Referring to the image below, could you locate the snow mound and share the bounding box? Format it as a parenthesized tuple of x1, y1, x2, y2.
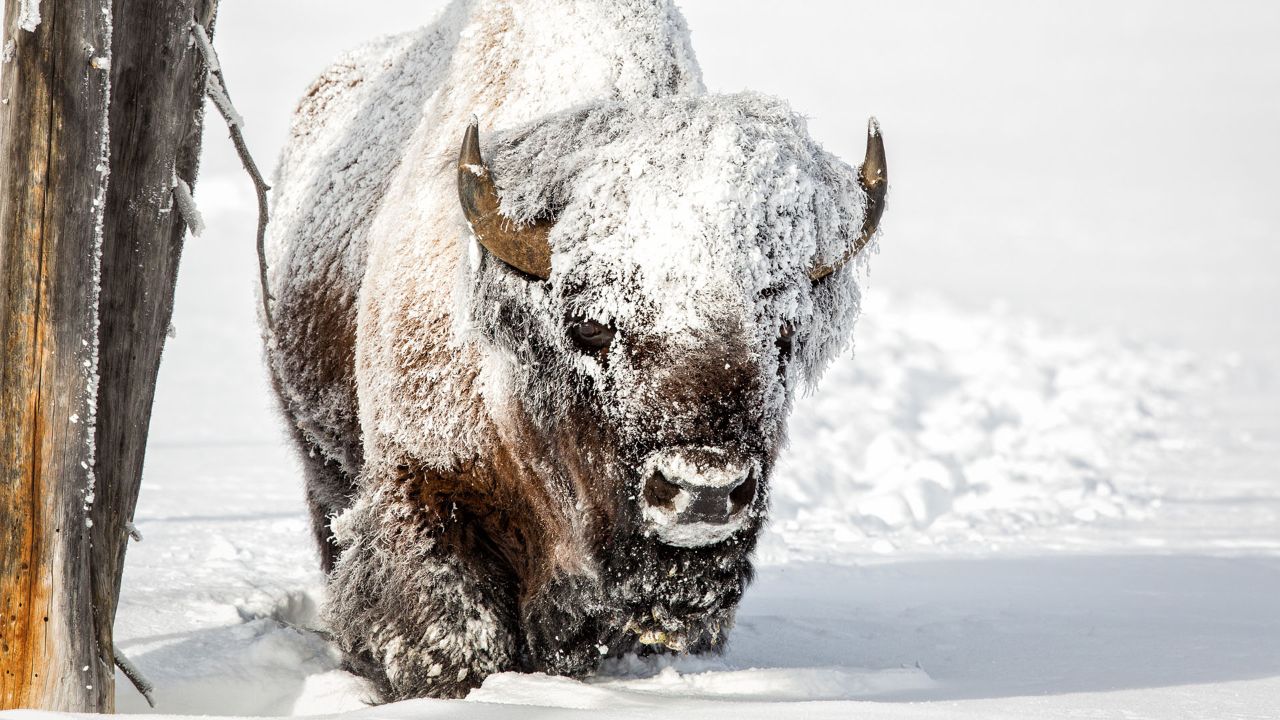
(471, 664, 933, 706)
(767, 292, 1211, 559)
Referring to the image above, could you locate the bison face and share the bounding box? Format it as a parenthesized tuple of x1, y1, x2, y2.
(464, 94, 877, 555)
(475, 260, 787, 552)
(558, 291, 781, 550)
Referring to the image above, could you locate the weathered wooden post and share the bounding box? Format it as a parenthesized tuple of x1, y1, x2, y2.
(0, 0, 116, 710)
(1, 0, 218, 711)
(88, 0, 218, 710)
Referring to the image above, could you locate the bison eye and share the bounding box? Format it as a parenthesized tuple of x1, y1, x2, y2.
(776, 322, 795, 362)
(569, 319, 616, 353)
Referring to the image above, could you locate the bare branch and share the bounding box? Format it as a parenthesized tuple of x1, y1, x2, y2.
(191, 21, 274, 333)
(113, 648, 155, 708)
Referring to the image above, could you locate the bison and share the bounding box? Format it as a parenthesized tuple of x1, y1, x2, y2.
(263, 0, 886, 701)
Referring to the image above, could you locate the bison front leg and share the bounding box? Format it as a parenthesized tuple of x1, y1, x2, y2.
(520, 570, 610, 677)
(324, 488, 519, 700)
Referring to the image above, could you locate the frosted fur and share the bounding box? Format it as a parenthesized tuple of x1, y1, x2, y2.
(327, 482, 518, 693)
(478, 96, 866, 399)
(264, 0, 874, 701)
(266, 0, 707, 477)
(354, 0, 707, 471)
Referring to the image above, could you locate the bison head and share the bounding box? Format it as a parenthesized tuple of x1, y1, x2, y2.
(459, 94, 883, 650)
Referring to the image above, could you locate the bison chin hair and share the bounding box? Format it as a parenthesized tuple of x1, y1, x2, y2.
(603, 506, 765, 658)
(517, 488, 766, 675)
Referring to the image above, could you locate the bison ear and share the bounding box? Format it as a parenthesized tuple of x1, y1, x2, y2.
(457, 121, 555, 279)
(810, 117, 887, 282)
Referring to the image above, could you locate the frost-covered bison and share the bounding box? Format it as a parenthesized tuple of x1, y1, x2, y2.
(264, 0, 885, 701)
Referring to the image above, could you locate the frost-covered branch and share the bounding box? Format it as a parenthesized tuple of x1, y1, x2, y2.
(189, 21, 219, 73)
(205, 73, 244, 129)
(172, 176, 204, 237)
(191, 20, 274, 332)
(113, 647, 156, 708)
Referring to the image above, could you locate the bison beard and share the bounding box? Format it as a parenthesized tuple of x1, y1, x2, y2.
(598, 521, 760, 656)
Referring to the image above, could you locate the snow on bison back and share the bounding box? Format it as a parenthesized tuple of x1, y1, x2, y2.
(263, 0, 886, 701)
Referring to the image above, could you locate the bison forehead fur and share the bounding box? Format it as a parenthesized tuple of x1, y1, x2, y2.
(263, 0, 873, 702)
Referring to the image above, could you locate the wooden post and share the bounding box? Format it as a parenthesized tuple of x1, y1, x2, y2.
(0, 0, 218, 711)
(0, 0, 116, 710)
(88, 0, 218, 709)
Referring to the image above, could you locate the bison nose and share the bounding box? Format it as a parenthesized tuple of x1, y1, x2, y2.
(643, 469, 756, 524)
(639, 451, 759, 547)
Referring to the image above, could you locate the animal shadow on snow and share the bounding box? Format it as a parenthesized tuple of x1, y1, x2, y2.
(696, 554, 1280, 700)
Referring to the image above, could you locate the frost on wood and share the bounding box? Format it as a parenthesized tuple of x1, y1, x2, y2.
(192, 19, 273, 329)
(205, 74, 243, 129)
(80, 0, 114, 523)
(0, 0, 113, 706)
(113, 648, 155, 708)
(18, 0, 42, 32)
(172, 176, 204, 237)
(192, 22, 242, 129)
(190, 22, 219, 73)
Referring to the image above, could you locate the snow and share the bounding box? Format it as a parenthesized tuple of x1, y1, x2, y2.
(17, 0, 40, 32)
(171, 177, 204, 237)
(191, 22, 246, 131)
(189, 23, 219, 74)
(773, 296, 1214, 551)
(4, 0, 1278, 718)
(204, 75, 243, 129)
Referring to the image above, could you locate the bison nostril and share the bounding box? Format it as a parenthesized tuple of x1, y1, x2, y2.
(643, 471, 682, 510)
(728, 470, 757, 514)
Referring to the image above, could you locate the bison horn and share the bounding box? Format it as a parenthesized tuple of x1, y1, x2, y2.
(810, 117, 888, 282)
(457, 121, 554, 279)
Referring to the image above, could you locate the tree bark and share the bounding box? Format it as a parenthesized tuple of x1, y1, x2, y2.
(0, 0, 116, 711)
(1, 0, 218, 711)
(88, 0, 218, 709)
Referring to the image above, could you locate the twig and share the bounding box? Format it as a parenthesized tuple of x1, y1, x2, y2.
(172, 176, 204, 237)
(189, 21, 219, 73)
(113, 647, 156, 708)
(191, 20, 274, 332)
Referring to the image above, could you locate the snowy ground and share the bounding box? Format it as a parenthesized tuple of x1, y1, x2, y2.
(6, 1, 1280, 718)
